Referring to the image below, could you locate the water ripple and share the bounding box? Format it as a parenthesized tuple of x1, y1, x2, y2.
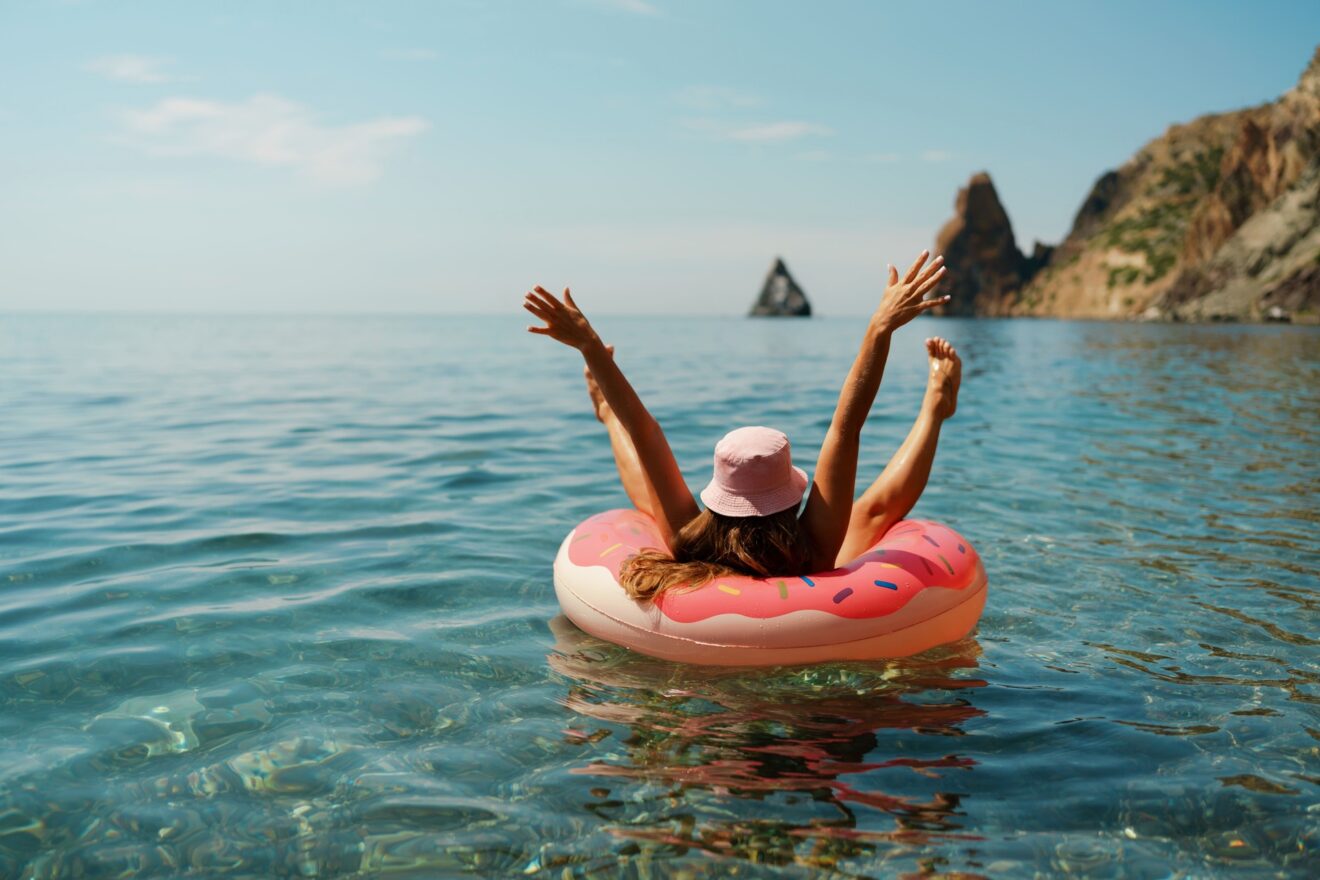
(0, 315, 1316, 878)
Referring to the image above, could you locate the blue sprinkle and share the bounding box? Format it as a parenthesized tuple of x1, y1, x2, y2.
(958, 544, 966, 554)
(832, 587, 853, 604)
(800, 576, 815, 587)
(922, 535, 940, 547)
(874, 580, 898, 590)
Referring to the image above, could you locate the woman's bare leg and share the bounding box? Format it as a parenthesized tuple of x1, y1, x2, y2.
(835, 337, 961, 565)
(584, 352, 662, 519)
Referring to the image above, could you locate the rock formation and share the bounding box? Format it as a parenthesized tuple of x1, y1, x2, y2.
(933, 45, 1320, 322)
(749, 257, 812, 316)
(1154, 158, 1320, 321)
(933, 172, 1051, 316)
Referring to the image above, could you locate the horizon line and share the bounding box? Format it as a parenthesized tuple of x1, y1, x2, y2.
(0, 308, 879, 319)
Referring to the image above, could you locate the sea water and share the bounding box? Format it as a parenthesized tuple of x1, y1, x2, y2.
(1, 314, 1316, 878)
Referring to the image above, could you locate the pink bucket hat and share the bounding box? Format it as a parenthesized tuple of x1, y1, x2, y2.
(699, 426, 809, 517)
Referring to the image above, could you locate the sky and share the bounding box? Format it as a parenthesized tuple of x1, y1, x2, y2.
(2, 0, 1317, 316)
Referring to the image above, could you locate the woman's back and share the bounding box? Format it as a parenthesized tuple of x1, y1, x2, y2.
(620, 504, 812, 601)
(523, 249, 955, 601)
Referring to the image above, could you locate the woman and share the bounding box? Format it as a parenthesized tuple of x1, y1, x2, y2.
(523, 249, 960, 600)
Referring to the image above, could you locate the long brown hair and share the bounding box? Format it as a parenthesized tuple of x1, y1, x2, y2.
(618, 507, 811, 602)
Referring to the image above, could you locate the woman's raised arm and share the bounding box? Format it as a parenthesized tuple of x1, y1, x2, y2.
(799, 251, 949, 570)
(524, 286, 699, 547)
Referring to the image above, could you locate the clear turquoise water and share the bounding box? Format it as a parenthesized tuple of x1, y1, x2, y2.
(1, 314, 1316, 879)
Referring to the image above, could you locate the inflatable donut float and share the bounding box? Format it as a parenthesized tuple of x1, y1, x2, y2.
(553, 509, 988, 666)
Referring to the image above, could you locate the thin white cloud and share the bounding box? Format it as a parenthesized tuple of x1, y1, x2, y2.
(383, 47, 439, 62)
(576, 0, 660, 14)
(920, 149, 954, 162)
(674, 85, 764, 111)
(682, 118, 834, 143)
(114, 94, 427, 186)
(795, 150, 834, 162)
(723, 121, 834, 143)
(87, 54, 177, 84)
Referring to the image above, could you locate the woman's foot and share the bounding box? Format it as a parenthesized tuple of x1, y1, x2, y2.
(923, 337, 961, 419)
(584, 345, 615, 423)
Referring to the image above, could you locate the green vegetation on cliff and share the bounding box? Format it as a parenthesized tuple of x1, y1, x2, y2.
(1102, 200, 1191, 284)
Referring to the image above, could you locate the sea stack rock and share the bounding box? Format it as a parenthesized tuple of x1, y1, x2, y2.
(749, 257, 812, 316)
(933, 172, 1042, 316)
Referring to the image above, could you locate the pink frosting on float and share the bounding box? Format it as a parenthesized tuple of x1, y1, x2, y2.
(564, 508, 982, 624)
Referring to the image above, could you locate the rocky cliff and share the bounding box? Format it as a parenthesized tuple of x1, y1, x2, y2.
(749, 257, 812, 316)
(933, 173, 1052, 316)
(935, 46, 1320, 322)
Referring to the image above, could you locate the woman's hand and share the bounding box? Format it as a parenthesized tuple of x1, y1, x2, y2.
(871, 250, 950, 334)
(524, 286, 603, 352)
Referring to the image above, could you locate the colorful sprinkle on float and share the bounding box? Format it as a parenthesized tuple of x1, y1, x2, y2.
(552, 509, 988, 666)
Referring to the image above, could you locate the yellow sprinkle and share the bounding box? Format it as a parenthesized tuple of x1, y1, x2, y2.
(877, 562, 902, 569)
(717, 584, 741, 596)
(599, 543, 622, 558)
